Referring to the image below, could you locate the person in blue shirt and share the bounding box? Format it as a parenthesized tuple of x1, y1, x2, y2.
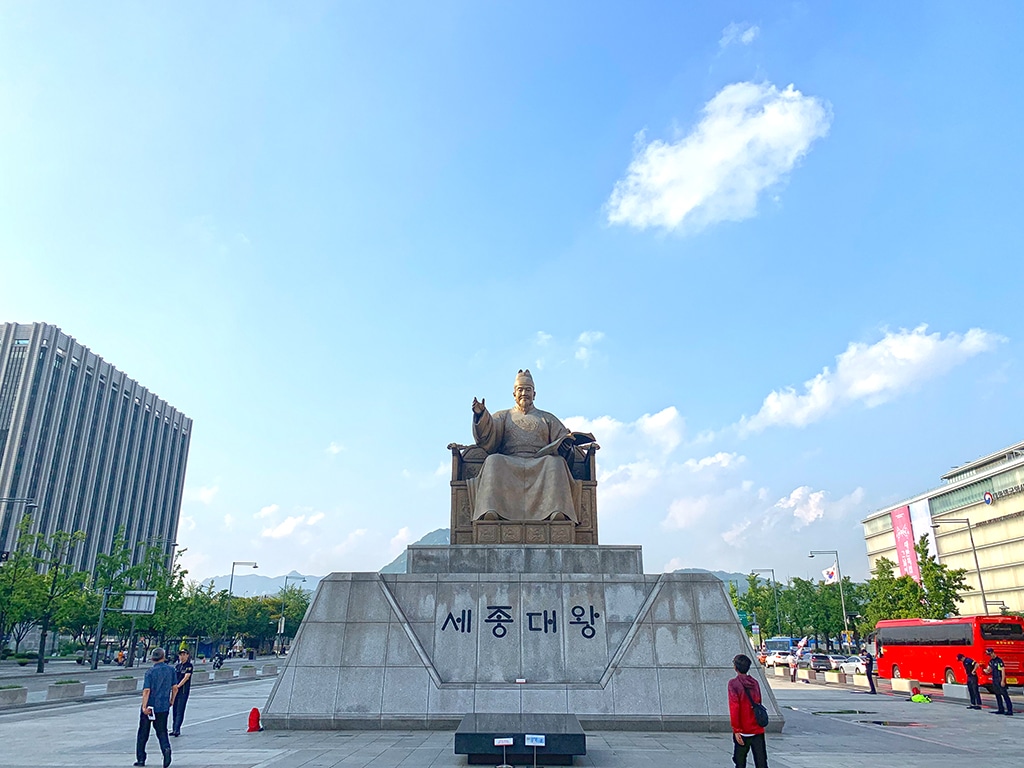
(135, 648, 177, 767)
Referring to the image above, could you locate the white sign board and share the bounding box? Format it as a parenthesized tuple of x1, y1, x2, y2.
(525, 734, 546, 747)
(121, 590, 157, 615)
(493, 737, 514, 747)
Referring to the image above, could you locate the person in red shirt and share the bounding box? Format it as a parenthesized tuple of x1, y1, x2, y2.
(728, 653, 768, 768)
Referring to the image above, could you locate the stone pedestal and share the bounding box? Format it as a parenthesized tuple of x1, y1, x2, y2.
(0, 687, 28, 707)
(263, 545, 783, 732)
(46, 682, 86, 701)
(106, 677, 139, 693)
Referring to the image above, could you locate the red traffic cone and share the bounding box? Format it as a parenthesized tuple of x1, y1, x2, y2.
(247, 707, 263, 732)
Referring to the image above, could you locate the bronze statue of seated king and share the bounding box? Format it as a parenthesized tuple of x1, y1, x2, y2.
(448, 369, 599, 545)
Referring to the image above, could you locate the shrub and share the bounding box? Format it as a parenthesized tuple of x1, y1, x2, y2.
(113, 675, 135, 680)
(0, 685, 26, 690)
(53, 679, 81, 685)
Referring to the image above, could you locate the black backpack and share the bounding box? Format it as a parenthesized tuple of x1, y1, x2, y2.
(745, 685, 770, 727)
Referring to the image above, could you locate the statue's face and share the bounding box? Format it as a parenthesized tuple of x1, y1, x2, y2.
(513, 384, 535, 409)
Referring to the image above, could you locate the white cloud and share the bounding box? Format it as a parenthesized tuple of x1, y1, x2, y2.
(740, 325, 1004, 433)
(606, 81, 831, 233)
(773, 485, 827, 526)
(335, 528, 369, 555)
(184, 485, 219, 505)
(222, 513, 234, 530)
(575, 330, 605, 366)
(306, 512, 325, 526)
(179, 515, 197, 532)
(535, 331, 553, 346)
(390, 526, 414, 556)
(636, 407, 683, 453)
(326, 442, 345, 455)
(721, 519, 752, 546)
(683, 451, 744, 472)
(662, 557, 686, 573)
(255, 503, 279, 519)
(720, 22, 760, 48)
(262, 515, 306, 539)
(663, 496, 713, 529)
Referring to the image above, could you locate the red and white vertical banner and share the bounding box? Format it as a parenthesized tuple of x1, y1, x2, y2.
(890, 505, 921, 582)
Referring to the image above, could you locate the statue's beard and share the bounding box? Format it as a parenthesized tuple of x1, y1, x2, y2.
(515, 395, 533, 411)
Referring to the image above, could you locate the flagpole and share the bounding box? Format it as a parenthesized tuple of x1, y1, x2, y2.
(810, 550, 850, 652)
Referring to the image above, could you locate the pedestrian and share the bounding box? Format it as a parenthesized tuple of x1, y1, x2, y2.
(135, 647, 177, 768)
(860, 649, 876, 694)
(728, 653, 769, 768)
(788, 652, 797, 683)
(957, 653, 982, 709)
(984, 648, 1014, 716)
(171, 649, 194, 737)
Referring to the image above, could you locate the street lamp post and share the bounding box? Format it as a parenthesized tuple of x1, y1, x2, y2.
(809, 550, 849, 651)
(752, 568, 783, 637)
(226, 560, 257, 658)
(283, 575, 306, 590)
(932, 518, 988, 613)
(228, 561, 258, 596)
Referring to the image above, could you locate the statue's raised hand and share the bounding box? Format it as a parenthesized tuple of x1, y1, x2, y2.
(472, 397, 486, 415)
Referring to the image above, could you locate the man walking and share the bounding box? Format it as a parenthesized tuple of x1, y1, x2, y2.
(171, 649, 194, 737)
(728, 654, 769, 768)
(985, 648, 1014, 716)
(860, 650, 876, 694)
(135, 647, 177, 767)
(957, 653, 982, 709)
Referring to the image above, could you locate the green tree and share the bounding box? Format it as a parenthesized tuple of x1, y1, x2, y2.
(56, 586, 102, 648)
(31, 529, 88, 672)
(916, 535, 971, 618)
(0, 515, 39, 648)
(730, 573, 778, 642)
(860, 556, 926, 634)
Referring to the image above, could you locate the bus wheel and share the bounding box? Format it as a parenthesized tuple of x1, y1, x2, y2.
(944, 668, 957, 685)
(892, 665, 901, 678)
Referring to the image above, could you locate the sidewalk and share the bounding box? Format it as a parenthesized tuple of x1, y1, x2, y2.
(0, 674, 1020, 767)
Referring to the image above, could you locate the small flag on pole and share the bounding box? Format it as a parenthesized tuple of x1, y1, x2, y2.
(822, 561, 839, 585)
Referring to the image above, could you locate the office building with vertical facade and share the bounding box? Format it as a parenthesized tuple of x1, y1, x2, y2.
(862, 439, 1024, 615)
(0, 323, 191, 572)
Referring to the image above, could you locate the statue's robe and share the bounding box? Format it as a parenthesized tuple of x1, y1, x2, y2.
(468, 406, 578, 522)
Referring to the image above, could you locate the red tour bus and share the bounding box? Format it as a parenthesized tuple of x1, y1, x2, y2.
(875, 615, 1024, 687)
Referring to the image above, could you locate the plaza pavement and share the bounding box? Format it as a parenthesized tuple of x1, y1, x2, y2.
(0, 673, 1021, 767)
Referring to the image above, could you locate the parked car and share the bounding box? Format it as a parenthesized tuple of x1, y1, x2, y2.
(798, 653, 833, 672)
(827, 655, 848, 670)
(765, 651, 793, 668)
(838, 656, 867, 675)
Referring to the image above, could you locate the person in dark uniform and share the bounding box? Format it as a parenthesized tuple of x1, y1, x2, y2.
(860, 650, 876, 694)
(985, 648, 1014, 715)
(957, 653, 982, 709)
(170, 649, 194, 736)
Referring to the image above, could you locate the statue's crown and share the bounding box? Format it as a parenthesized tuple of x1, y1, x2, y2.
(514, 369, 535, 387)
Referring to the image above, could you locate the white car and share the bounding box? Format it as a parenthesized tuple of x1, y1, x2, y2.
(838, 656, 866, 675)
(765, 651, 794, 668)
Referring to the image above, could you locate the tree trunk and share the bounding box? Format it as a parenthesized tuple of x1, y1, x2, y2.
(36, 614, 50, 674)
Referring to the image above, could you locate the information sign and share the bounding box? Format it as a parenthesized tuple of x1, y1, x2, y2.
(494, 737, 514, 747)
(525, 734, 546, 747)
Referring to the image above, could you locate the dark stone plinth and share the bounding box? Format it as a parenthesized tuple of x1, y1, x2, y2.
(407, 545, 643, 575)
(455, 713, 586, 765)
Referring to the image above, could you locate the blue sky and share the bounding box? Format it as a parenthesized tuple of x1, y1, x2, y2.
(2, 2, 1022, 582)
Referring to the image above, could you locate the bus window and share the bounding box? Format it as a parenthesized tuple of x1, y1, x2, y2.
(980, 622, 1024, 640)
